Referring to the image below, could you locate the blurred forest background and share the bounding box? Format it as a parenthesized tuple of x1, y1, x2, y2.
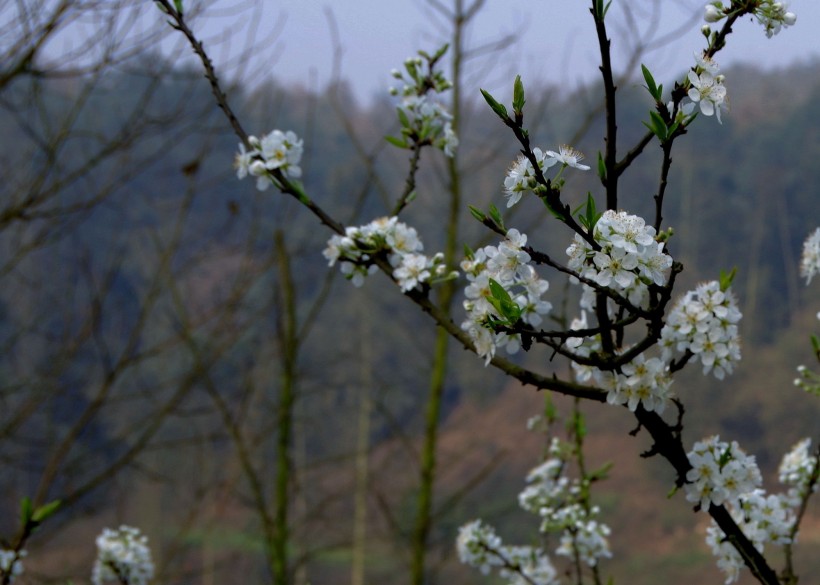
(1, 2, 819, 585)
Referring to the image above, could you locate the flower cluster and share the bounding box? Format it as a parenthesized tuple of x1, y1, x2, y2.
(461, 229, 552, 364)
(703, 1, 796, 37)
(390, 55, 458, 157)
(517, 438, 612, 567)
(660, 281, 741, 379)
(706, 490, 795, 584)
(601, 353, 675, 414)
(92, 525, 154, 585)
(563, 210, 677, 413)
(234, 130, 303, 190)
(684, 436, 762, 510)
(569, 331, 675, 412)
(699, 437, 818, 583)
(323, 216, 451, 291)
(503, 145, 589, 208)
(800, 227, 820, 284)
(778, 438, 818, 498)
(456, 520, 559, 585)
(698, 437, 815, 584)
(568, 210, 672, 312)
(0, 549, 25, 583)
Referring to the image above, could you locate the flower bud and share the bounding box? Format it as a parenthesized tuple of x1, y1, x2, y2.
(701, 25, 711, 37)
(704, 5, 723, 22)
(249, 160, 266, 176)
(783, 11, 796, 25)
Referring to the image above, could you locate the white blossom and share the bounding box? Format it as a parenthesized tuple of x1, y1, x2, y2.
(92, 526, 154, 585)
(800, 227, 820, 284)
(461, 228, 551, 364)
(234, 130, 303, 190)
(391, 57, 458, 158)
(755, 1, 797, 37)
(660, 281, 742, 379)
(456, 520, 505, 575)
(323, 217, 450, 292)
(545, 144, 590, 170)
(503, 148, 556, 208)
(704, 4, 725, 23)
(687, 69, 728, 123)
(684, 436, 762, 510)
(779, 438, 817, 495)
(0, 549, 25, 583)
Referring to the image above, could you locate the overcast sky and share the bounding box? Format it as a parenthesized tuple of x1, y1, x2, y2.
(185, 1, 820, 105)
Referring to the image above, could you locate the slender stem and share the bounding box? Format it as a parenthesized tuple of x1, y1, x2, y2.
(591, 0, 618, 211)
(273, 230, 298, 585)
(653, 142, 674, 231)
(392, 145, 423, 216)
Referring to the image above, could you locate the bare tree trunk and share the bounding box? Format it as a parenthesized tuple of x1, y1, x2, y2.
(351, 301, 373, 585)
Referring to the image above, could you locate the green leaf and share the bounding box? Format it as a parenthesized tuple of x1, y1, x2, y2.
(488, 204, 504, 229)
(668, 119, 681, 137)
(581, 192, 601, 232)
(719, 267, 737, 291)
(32, 500, 61, 524)
(384, 135, 408, 149)
(597, 151, 606, 181)
(513, 75, 525, 114)
(480, 89, 509, 120)
(463, 243, 475, 259)
(468, 205, 486, 223)
(641, 64, 659, 100)
(405, 60, 419, 82)
(572, 199, 587, 218)
(433, 43, 449, 60)
(488, 278, 521, 322)
(20, 497, 33, 524)
(595, 0, 613, 19)
(811, 334, 820, 362)
(643, 111, 668, 142)
(396, 106, 410, 129)
(173, 0, 183, 15)
(588, 461, 613, 482)
(650, 110, 668, 140)
(540, 196, 564, 221)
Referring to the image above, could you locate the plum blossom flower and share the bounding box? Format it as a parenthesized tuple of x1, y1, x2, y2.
(546, 144, 590, 170)
(503, 148, 556, 207)
(688, 70, 728, 123)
